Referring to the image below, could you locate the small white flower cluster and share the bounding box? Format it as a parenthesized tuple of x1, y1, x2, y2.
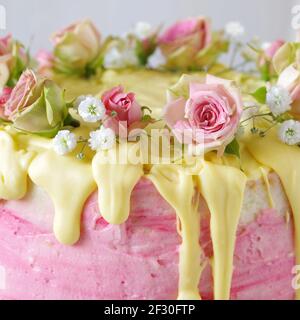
(225, 21, 245, 39)
(133, 21, 153, 40)
(89, 126, 116, 151)
(266, 85, 292, 116)
(53, 126, 116, 156)
(278, 120, 300, 146)
(52, 130, 77, 156)
(103, 46, 139, 69)
(76, 96, 106, 123)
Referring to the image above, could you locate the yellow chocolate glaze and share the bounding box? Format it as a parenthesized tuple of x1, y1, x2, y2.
(28, 150, 97, 245)
(148, 164, 202, 300)
(260, 167, 275, 208)
(245, 128, 300, 300)
(92, 143, 144, 224)
(198, 162, 247, 300)
(0, 130, 34, 200)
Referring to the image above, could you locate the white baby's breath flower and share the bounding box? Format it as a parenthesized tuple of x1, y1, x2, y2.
(53, 130, 77, 156)
(78, 96, 106, 123)
(133, 22, 153, 40)
(225, 21, 245, 39)
(74, 95, 93, 109)
(103, 46, 139, 69)
(266, 85, 292, 116)
(278, 120, 300, 145)
(103, 47, 125, 69)
(148, 48, 166, 69)
(89, 126, 116, 151)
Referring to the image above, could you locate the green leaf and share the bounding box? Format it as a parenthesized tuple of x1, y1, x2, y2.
(225, 138, 240, 158)
(251, 87, 267, 104)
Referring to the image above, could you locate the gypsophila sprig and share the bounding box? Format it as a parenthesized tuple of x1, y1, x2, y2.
(133, 22, 153, 40)
(266, 85, 292, 116)
(78, 96, 106, 123)
(225, 21, 245, 39)
(53, 130, 77, 156)
(74, 95, 93, 109)
(278, 120, 300, 145)
(103, 47, 139, 69)
(89, 126, 116, 151)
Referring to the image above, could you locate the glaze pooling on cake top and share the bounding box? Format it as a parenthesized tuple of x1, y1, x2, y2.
(1, 18, 300, 300)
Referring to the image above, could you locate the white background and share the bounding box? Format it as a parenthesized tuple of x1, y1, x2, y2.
(0, 0, 298, 53)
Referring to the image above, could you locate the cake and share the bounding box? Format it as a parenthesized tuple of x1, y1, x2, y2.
(0, 18, 300, 300)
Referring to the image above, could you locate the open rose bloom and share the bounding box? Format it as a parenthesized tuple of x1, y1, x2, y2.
(3, 69, 70, 137)
(101, 86, 143, 138)
(52, 20, 101, 75)
(158, 17, 228, 69)
(163, 74, 242, 155)
(273, 42, 300, 119)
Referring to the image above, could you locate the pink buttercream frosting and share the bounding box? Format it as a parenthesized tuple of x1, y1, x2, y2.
(0, 178, 295, 300)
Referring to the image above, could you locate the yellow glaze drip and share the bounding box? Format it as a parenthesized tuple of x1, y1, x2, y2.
(148, 164, 202, 300)
(245, 128, 300, 300)
(260, 167, 275, 208)
(198, 162, 247, 300)
(0, 130, 34, 200)
(92, 143, 143, 224)
(28, 150, 96, 245)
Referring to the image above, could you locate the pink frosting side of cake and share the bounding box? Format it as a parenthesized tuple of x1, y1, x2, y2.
(0, 178, 296, 300)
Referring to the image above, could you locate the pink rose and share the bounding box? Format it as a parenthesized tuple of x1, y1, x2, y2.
(163, 75, 242, 155)
(264, 40, 285, 59)
(258, 40, 285, 79)
(0, 34, 28, 89)
(102, 86, 143, 137)
(0, 35, 12, 55)
(4, 69, 37, 119)
(0, 87, 13, 120)
(2, 69, 72, 136)
(0, 35, 13, 88)
(36, 49, 55, 76)
(278, 64, 300, 119)
(158, 17, 211, 68)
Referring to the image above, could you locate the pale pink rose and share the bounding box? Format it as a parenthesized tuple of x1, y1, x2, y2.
(277, 64, 300, 118)
(51, 20, 101, 71)
(0, 35, 13, 88)
(102, 86, 143, 138)
(0, 87, 13, 120)
(163, 75, 242, 155)
(4, 69, 37, 119)
(36, 50, 54, 76)
(258, 40, 285, 78)
(0, 35, 12, 55)
(158, 17, 211, 56)
(264, 40, 285, 59)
